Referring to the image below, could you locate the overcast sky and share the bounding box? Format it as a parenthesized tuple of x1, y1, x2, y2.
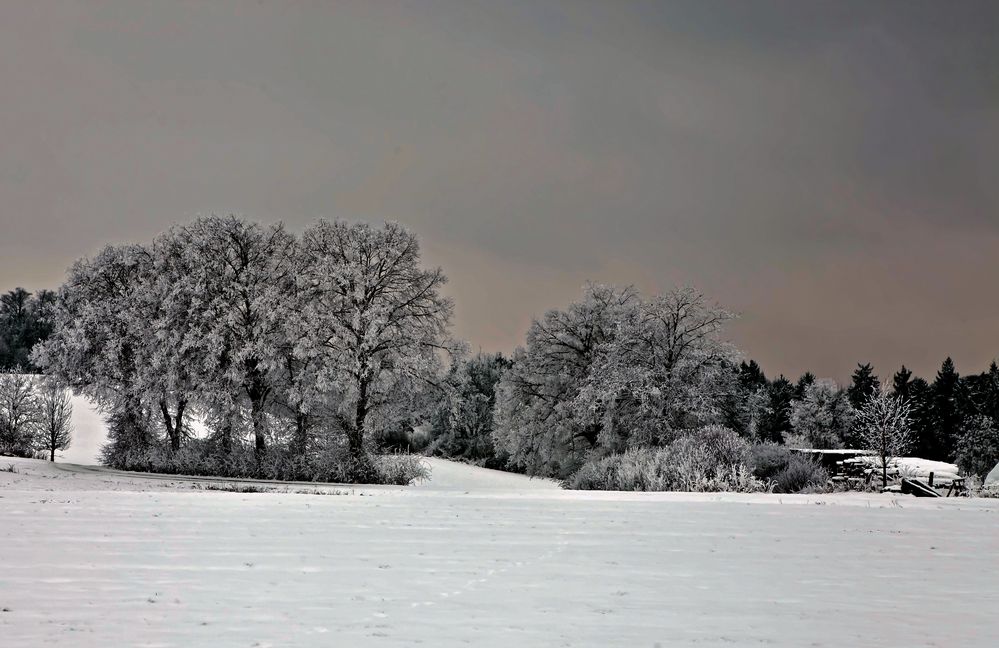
(2, 0, 997, 382)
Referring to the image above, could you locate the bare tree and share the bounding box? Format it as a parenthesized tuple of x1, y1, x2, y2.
(0, 370, 40, 457)
(38, 382, 73, 461)
(857, 383, 912, 488)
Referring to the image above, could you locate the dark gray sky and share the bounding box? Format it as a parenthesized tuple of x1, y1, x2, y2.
(2, 0, 997, 382)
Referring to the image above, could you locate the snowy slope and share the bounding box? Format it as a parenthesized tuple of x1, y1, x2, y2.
(415, 457, 559, 490)
(2, 456, 999, 647)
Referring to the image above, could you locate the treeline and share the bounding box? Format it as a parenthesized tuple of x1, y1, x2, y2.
(416, 284, 999, 488)
(30, 216, 454, 484)
(0, 288, 54, 371)
(7, 216, 999, 489)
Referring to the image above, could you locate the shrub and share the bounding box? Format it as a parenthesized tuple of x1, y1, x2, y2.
(566, 454, 625, 490)
(98, 436, 428, 486)
(773, 456, 829, 493)
(748, 444, 795, 481)
(748, 443, 828, 493)
(566, 426, 769, 493)
(376, 454, 430, 485)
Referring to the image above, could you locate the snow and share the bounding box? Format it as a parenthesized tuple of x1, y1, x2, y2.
(2, 456, 999, 647)
(844, 456, 963, 485)
(987, 462, 999, 486)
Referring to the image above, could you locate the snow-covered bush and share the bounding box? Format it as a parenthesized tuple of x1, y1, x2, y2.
(376, 454, 430, 485)
(772, 456, 829, 493)
(748, 444, 829, 493)
(98, 435, 428, 485)
(565, 427, 769, 493)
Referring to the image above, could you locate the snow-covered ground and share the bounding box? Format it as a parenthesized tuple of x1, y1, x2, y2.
(2, 456, 998, 647)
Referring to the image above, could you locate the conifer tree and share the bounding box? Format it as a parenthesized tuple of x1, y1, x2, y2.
(926, 358, 963, 461)
(892, 366, 914, 401)
(793, 372, 816, 399)
(847, 363, 879, 410)
(758, 376, 793, 444)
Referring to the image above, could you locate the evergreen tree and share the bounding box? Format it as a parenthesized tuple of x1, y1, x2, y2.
(0, 288, 55, 371)
(955, 415, 999, 480)
(847, 363, 879, 410)
(793, 372, 815, 399)
(892, 366, 914, 401)
(964, 361, 999, 423)
(757, 376, 793, 444)
(924, 358, 964, 461)
(983, 362, 999, 422)
(789, 379, 856, 449)
(739, 360, 767, 391)
(843, 363, 880, 448)
(904, 376, 933, 458)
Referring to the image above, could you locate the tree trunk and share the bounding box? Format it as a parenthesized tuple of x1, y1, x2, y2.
(881, 458, 888, 489)
(175, 399, 186, 451)
(159, 400, 179, 451)
(245, 361, 268, 459)
(220, 417, 232, 455)
(251, 398, 266, 459)
(50, 445, 55, 462)
(294, 412, 309, 456)
(351, 376, 369, 459)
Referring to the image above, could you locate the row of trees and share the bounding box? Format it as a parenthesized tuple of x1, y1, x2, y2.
(0, 288, 55, 371)
(0, 371, 73, 461)
(421, 284, 999, 486)
(6, 216, 998, 488)
(743, 359, 999, 476)
(32, 216, 455, 481)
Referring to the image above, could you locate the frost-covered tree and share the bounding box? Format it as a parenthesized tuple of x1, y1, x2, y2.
(793, 372, 816, 399)
(296, 220, 455, 464)
(493, 284, 638, 477)
(955, 415, 999, 481)
(856, 385, 911, 488)
(752, 376, 794, 444)
(789, 379, 856, 449)
(33, 245, 156, 460)
(170, 216, 297, 457)
(494, 284, 739, 479)
(0, 289, 56, 371)
(38, 381, 73, 461)
(578, 286, 738, 451)
(428, 352, 510, 466)
(0, 370, 40, 457)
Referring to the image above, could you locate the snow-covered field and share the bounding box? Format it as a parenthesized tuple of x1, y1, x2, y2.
(2, 456, 998, 647)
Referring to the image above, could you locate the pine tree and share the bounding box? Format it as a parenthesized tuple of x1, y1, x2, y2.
(793, 372, 816, 399)
(983, 362, 999, 422)
(892, 366, 914, 401)
(955, 415, 999, 480)
(739, 361, 767, 391)
(925, 358, 963, 461)
(757, 376, 793, 444)
(847, 363, 879, 410)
